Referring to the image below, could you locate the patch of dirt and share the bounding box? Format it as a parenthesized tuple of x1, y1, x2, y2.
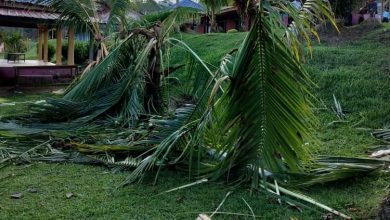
(317, 19, 387, 44)
(373, 28, 390, 44)
(376, 195, 390, 220)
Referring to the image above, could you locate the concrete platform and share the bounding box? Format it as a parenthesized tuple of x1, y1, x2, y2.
(0, 59, 55, 67)
(0, 59, 76, 86)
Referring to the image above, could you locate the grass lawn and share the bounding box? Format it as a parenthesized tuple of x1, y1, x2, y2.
(1, 24, 389, 219)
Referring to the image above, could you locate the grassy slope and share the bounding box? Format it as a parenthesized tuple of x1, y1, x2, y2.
(1, 26, 389, 219)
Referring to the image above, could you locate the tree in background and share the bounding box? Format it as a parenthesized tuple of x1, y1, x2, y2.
(329, 0, 361, 25)
(49, 0, 133, 64)
(2, 32, 27, 53)
(202, 0, 228, 32)
(232, 0, 256, 30)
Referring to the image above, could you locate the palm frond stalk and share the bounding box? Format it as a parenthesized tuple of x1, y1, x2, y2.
(10, 8, 202, 128)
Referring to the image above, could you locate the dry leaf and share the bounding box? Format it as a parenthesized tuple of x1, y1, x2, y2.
(196, 214, 211, 220)
(27, 188, 38, 193)
(66, 192, 74, 199)
(10, 192, 23, 199)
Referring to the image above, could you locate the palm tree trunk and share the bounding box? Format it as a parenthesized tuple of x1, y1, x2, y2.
(88, 33, 95, 62)
(145, 45, 163, 114)
(210, 12, 218, 32)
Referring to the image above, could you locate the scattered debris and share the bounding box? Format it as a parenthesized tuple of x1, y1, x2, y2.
(34, 100, 46, 105)
(52, 89, 65, 95)
(323, 213, 333, 220)
(196, 214, 211, 220)
(10, 192, 23, 199)
(333, 94, 345, 119)
(242, 197, 256, 219)
(370, 149, 390, 158)
(327, 95, 349, 127)
(27, 188, 38, 193)
(376, 195, 390, 220)
(210, 191, 232, 218)
(66, 192, 74, 199)
(372, 130, 390, 144)
(0, 102, 16, 107)
(370, 129, 390, 159)
(347, 207, 359, 213)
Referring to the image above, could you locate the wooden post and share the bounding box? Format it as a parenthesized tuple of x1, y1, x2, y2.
(43, 26, 49, 62)
(38, 27, 43, 60)
(67, 26, 75, 65)
(56, 27, 62, 65)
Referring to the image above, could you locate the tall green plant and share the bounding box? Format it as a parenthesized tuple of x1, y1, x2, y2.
(121, 0, 384, 189)
(2, 32, 27, 53)
(46, 0, 135, 66)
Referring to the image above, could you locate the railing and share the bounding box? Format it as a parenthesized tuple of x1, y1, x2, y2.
(13, 65, 78, 88)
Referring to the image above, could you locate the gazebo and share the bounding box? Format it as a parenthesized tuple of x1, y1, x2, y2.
(0, 0, 75, 65)
(0, 0, 82, 86)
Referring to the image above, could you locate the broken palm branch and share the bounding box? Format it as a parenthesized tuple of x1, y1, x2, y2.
(372, 129, 390, 144)
(0, 1, 388, 218)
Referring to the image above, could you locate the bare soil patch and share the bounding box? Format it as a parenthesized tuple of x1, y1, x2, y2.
(318, 19, 388, 44)
(377, 195, 390, 220)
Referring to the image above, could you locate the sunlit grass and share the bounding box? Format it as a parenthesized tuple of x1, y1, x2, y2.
(0, 97, 10, 103)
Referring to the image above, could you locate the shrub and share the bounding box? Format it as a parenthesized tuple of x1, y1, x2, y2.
(36, 43, 56, 61)
(227, 29, 238, 34)
(3, 32, 27, 53)
(48, 43, 56, 61)
(62, 41, 89, 64)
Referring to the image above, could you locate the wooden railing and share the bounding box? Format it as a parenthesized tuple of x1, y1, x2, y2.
(14, 65, 78, 88)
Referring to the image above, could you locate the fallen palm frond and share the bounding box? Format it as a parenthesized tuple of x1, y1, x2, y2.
(261, 181, 352, 219)
(2, 0, 386, 187)
(370, 129, 390, 158)
(333, 94, 345, 119)
(372, 129, 390, 144)
(0, 0, 388, 218)
(0, 141, 86, 167)
(88, 154, 142, 169)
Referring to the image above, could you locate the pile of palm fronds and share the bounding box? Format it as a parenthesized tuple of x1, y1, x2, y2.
(1, 0, 389, 218)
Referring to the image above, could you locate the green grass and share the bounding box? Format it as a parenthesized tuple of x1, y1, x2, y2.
(1, 26, 389, 219)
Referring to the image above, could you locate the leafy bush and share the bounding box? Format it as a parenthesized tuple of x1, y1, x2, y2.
(48, 43, 56, 61)
(36, 42, 56, 61)
(227, 29, 238, 33)
(3, 32, 27, 53)
(62, 41, 89, 64)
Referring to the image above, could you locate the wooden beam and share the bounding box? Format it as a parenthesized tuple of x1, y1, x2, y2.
(56, 27, 62, 65)
(37, 27, 43, 60)
(67, 26, 75, 65)
(43, 26, 49, 62)
(0, 16, 56, 29)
